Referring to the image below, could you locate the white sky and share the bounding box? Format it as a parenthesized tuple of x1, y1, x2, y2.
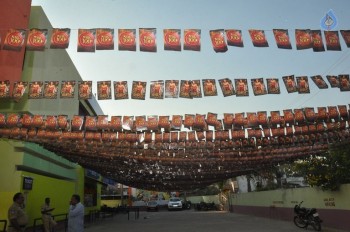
(31, 0, 350, 118)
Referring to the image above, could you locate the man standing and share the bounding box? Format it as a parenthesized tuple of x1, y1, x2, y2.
(41, 197, 56, 232)
(68, 194, 84, 232)
(8, 192, 28, 232)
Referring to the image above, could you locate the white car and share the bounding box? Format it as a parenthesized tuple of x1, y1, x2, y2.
(168, 198, 183, 210)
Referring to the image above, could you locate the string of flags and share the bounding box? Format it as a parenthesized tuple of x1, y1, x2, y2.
(0, 104, 349, 139)
(0, 74, 349, 101)
(2, 104, 349, 191)
(1, 28, 350, 53)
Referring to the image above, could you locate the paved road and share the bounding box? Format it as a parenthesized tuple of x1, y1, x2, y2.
(81, 210, 345, 232)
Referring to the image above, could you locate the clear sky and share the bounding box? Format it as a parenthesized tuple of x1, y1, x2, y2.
(31, 0, 350, 119)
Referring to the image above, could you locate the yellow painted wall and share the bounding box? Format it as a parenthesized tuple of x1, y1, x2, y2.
(0, 167, 99, 227)
(0, 140, 95, 226)
(21, 172, 76, 226)
(101, 199, 121, 208)
(75, 168, 103, 213)
(0, 171, 76, 225)
(83, 176, 103, 212)
(0, 141, 103, 224)
(76, 167, 85, 200)
(96, 184, 102, 209)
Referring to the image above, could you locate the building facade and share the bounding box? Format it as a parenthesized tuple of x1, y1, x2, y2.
(0, 2, 105, 228)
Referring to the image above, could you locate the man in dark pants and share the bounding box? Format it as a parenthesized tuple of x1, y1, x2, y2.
(8, 192, 28, 232)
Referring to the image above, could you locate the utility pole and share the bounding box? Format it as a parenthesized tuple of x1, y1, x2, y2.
(120, 184, 123, 206)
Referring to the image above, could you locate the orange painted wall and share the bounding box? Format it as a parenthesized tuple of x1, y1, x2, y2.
(0, 0, 32, 83)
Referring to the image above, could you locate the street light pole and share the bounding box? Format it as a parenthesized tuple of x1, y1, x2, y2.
(120, 184, 123, 206)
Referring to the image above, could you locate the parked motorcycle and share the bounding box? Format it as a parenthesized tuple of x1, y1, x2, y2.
(182, 200, 192, 210)
(293, 201, 322, 231)
(196, 201, 216, 211)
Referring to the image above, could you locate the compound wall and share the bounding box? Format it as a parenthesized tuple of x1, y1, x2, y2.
(230, 184, 350, 231)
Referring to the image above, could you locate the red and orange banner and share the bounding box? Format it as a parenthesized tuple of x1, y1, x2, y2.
(60, 81, 75, 98)
(324, 31, 341, 51)
(249, 29, 269, 47)
(163, 29, 181, 51)
(50, 28, 70, 49)
(209, 29, 228, 53)
(340, 30, 350, 47)
(26, 28, 47, 51)
(139, 28, 157, 52)
(282, 75, 297, 93)
(310, 75, 328, 89)
(77, 29, 96, 52)
(295, 29, 312, 50)
(12, 81, 27, 100)
(273, 29, 292, 49)
(225, 29, 244, 47)
(118, 29, 136, 51)
(1, 74, 350, 102)
(235, 79, 249, 96)
(114, 81, 128, 100)
(78, 81, 92, 100)
(131, 81, 147, 100)
(96, 28, 114, 50)
(97, 81, 112, 100)
(164, 80, 179, 98)
(3, 29, 26, 51)
(311, 30, 325, 52)
(251, 78, 267, 96)
(28, 81, 43, 99)
(150, 81, 164, 99)
(2, 27, 350, 53)
(184, 29, 201, 51)
(0, 80, 10, 98)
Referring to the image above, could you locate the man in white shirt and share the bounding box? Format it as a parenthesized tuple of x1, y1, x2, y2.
(68, 194, 84, 232)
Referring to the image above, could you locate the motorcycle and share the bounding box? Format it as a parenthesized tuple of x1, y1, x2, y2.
(196, 201, 216, 211)
(182, 200, 192, 210)
(293, 201, 322, 231)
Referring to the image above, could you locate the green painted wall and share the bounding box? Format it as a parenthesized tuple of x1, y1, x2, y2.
(21, 142, 77, 180)
(0, 140, 23, 191)
(23, 6, 103, 118)
(0, 140, 25, 219)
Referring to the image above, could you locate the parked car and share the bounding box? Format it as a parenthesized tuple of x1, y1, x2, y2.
(168, 197, 183, 210)
(147, 200, 159, 211)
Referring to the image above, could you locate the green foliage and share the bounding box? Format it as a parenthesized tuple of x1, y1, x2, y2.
(293, 142, 350, 191)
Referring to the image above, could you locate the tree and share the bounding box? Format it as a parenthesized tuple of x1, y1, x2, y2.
(252, 168, 280, 191)
(293, 142, 350, 191)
